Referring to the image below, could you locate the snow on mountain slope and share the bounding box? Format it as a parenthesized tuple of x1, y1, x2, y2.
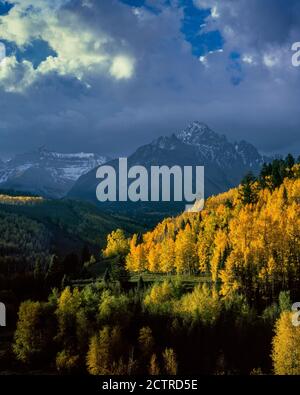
(0, 148, 109, 197)
(175, 121, 265, 169)
(68, 121, 270, 214)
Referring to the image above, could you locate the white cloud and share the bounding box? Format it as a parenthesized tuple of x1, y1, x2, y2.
(211, 6, 220, 19)
(242, 55, 254, 64)
(109, 55, 135, 80)
(0, 0, 136, 91)
(0, 42, 6, 63)
(263, 53, 279, 68)
(199, 55, 208, 65)
(0, 56, 35, 92)
(0, 0, 300, 158)
(193, 0, 216, 8)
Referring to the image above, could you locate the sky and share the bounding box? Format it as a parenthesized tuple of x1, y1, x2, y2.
(0, 0, 300, 159)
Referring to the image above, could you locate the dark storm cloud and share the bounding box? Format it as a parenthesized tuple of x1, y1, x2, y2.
(0, 0, 299, 159)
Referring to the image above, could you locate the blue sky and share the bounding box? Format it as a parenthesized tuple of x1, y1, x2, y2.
(1, 0, 223, 72)
(0, 1, 12, 14)
(0, 0, 299, 158)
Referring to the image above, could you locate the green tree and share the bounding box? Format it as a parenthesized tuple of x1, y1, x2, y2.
(279, 291, 291, 313)
(239, 172, 257, 205)
(13, 301, 55, 364)
(285, 154, 295, 169)
(110, 256, 130, 284)
(55, 287, 81, 349)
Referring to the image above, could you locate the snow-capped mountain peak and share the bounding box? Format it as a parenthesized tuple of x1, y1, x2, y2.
(176, 121, 221, 146)
(68, 121, 270, 211)
(0, 148, 109, 197)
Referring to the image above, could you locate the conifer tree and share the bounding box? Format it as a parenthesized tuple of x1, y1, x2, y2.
(239, 172, 257, 205)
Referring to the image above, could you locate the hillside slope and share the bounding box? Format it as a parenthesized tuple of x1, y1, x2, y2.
(0, 194, 144, 259)
(125, 160, 300, 300)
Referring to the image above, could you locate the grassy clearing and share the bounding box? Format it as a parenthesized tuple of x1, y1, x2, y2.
(129, 272, 211, 284)
(70, 269, 211, 289)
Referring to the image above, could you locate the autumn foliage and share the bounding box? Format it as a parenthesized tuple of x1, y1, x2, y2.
(126, 164, 300, 301)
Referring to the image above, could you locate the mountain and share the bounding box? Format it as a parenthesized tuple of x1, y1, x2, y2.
(0, 148, 109, 198)
(68, 121, 269, 219)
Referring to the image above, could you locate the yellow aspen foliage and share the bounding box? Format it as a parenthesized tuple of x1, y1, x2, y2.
(198, 234, 212, 274)
(13, 301, 53, 364)
(138, 326, 154, 356)
(149, 353, 160, 375)
(210, 229, 228, 282)
(147, 245, 161, 272)
(197, 215, 217, 273)
(103, 229, 129, 258)
(219, 252, 240, 297)
(144, 281, 174, 306)
(58, 287, 73, 309)
(86, 326, 122, 375)
(272, 311, 300, 375)
(292, 164, 300, 179)
(160, 238, 175, 273)
(162, 348, 177, 375)
(58, 287, 81, 312)
(175, 224, 197, 274)
(56, 350, 80, 373)
(135, 244, 147, 272)
(125, 169, 300, 298)
(175, 284, 220, 324)
(126, 243, 147, 272)
(87, 330, 110, 375)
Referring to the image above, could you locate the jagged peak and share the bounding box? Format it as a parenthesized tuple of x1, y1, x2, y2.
(176, 121, 223, 145)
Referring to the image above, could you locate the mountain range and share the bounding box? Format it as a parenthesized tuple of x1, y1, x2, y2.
(0, 148, 108, 198)
(68, 121, 269, 217)
(0, 122, 269, 216)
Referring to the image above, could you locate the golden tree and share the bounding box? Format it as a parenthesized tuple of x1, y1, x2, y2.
(149, 353, 160, 375)
(162, 348, 177, 375)
(272, 311, 300, 375)
(103, 229, 129, 258)
(175, 224, 197, 274)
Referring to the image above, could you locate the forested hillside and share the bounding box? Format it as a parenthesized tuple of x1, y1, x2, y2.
(3, 156, 300, 375)
(126, 158, 300, 303)
(0, 193, 144, 338)
(0, 196, 143, 251)
(0, 210, 51, 274)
